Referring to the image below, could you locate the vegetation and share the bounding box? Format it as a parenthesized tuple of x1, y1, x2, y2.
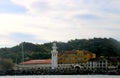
(0, 58, 14, 70)
(0, 38, 120, 64)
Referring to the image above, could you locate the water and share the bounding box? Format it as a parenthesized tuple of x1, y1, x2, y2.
(0, 75, 119, 78)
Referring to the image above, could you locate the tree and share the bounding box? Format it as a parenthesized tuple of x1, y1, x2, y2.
(0, 58, 14, 70)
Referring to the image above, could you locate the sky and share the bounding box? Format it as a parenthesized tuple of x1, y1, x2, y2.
(0, 0, 120, 47)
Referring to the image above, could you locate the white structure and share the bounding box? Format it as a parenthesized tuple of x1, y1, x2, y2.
(51, 42, 58, 69)
(85, 60, 108, 69)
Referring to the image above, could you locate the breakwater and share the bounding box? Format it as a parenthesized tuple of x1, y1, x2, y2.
(0, 68, 120, 75)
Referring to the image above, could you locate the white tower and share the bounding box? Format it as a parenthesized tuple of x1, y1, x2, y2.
(51, 42, 58, 69)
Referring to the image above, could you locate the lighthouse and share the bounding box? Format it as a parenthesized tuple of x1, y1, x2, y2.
(51, 42, 58, 69)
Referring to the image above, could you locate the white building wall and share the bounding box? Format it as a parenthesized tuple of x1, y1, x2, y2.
(17, 64, 51, 69)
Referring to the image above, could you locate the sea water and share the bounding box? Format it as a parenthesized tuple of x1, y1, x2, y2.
(0, 75, 119, 78)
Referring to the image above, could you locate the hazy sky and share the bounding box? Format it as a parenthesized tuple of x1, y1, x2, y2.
(0, 0, 120, 47)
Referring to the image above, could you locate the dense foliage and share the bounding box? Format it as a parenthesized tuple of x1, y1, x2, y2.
(0, 58, 14, 70)
(0, 38, 120, 63)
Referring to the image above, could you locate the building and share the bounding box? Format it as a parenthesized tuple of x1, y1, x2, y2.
(17, 59, 51, 69)
(17, 50, 96, 69)
(58, 50, 96, 64)
(84, 57, 108, 70)
(79, 57, 120, 70)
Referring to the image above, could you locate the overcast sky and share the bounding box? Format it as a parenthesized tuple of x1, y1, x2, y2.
(0, 0, 120, 47)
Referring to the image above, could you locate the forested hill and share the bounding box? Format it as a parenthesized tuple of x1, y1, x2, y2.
(0, 38, 120, 63)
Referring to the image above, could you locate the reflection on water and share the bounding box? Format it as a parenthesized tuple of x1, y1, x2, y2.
(0, 75, 120, 78)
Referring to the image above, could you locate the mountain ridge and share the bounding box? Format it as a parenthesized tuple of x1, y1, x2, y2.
(0, 37, 120, 63)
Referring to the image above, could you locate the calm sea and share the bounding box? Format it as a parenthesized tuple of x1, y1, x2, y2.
(0, 75, 119, 78)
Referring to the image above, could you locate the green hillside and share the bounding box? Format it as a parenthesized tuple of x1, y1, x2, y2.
(0, 38, 120, 63)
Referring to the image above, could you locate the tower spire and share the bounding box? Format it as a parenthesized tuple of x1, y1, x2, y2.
(51, 42, 58, 69)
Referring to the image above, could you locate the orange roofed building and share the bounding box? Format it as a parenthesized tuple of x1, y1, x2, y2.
(58, 50, 96, 64)
(20, 59, 51, 65)
(18, 59, 52, 69)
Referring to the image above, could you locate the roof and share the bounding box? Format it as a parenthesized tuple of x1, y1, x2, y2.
(20, 59, 51, 65)
(59, 50, 95, 55)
